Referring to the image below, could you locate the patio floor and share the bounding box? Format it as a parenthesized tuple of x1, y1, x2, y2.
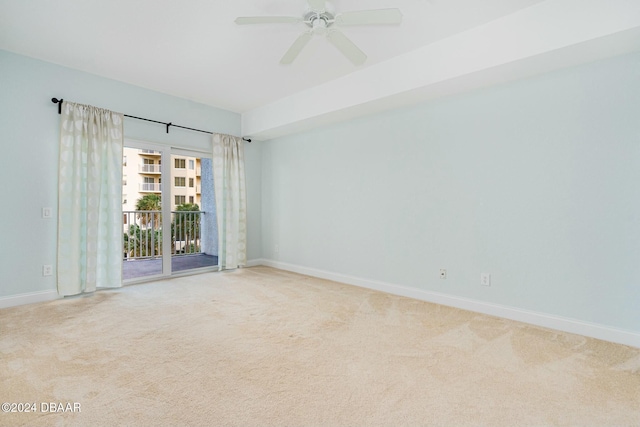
(123, 254, 218, 280)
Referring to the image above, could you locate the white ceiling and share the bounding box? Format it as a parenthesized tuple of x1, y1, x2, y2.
(2, 0, 640, 140)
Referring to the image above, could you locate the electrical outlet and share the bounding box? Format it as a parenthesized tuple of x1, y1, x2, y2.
(439, 269, 447, 279)
(42, 207, 52, 218)
(43, 265, 53, 276)
(481, 273, 491, 287)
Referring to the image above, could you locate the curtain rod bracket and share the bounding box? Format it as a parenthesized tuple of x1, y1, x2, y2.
(51, 97, 63, 114)
(166, 122, 172, 134)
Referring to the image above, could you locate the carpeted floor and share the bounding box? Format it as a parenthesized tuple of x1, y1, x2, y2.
(1, 266, 639, 426)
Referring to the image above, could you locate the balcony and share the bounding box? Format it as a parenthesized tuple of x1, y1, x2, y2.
(196, 185, 201, 194)
(122, 210, 217, 280)
(139, 164, 162, 174)
(139, 183, 162, 193)
(140, 150, 161, 156)
(122, 254, 218, 280)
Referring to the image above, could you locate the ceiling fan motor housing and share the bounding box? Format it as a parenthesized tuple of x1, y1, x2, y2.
(305, 10, 334, 34)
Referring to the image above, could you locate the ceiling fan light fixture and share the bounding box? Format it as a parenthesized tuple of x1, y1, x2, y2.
(312, 17, 329, 35)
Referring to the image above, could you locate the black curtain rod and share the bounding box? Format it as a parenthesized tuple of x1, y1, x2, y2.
(51, 98, 251, 142)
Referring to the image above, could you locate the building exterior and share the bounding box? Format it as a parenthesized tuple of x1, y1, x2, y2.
(122, 147, 201, 214)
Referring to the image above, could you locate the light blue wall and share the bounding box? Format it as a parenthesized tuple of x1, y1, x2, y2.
(0, 49, 261, 297)
(261, 52, 640, 333)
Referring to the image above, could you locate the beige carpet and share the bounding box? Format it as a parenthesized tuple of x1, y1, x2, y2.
(1, 266, 639, 427)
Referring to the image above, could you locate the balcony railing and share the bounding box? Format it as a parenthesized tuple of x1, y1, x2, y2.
(123, 210, 205, 260)
(140, 150, 161, 156)
(139, 164, 162, 174)
(172, 210, 204, 256)
(139, 183, 162, 192)
(123, 211, 162, 260)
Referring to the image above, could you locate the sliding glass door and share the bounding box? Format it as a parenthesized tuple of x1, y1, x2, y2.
(170, 149, 218, 274)
(122, 141, 217, 282)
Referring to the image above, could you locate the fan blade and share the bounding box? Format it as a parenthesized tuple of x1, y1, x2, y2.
(235, 16, 302, 25)
(335, 9, 403, 26)
(326, 30, 367, 65)
(307, 0, 326, 12)
(280, 32, 313, 64)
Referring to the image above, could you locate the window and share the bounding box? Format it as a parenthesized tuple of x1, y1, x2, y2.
(175, 177, 186, 187)
(144, 177, 155, 184)
(175, 158, 186, 169)
(189, 196, 194, 204)
(123, 214, 128, 224)
(189, 159, 195, 170)
(175, 195, 186, 205)
(189, 178, 194, 188)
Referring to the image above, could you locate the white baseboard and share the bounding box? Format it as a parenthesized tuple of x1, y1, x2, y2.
(0, 290, 59, 309)
(255, 259, 640, 349)
(246, 258, 267, 268)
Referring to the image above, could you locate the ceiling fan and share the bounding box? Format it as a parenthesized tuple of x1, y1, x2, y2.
(235, 0, 403, 66)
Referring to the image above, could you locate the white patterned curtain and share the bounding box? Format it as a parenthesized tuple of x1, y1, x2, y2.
(212, 133, 247, 270)
(57, 101, 124, 296)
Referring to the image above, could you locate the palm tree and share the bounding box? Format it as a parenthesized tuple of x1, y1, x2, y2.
(123, 194, 162, 260)
(173, 203, 201, 254)
(135, 194, 161, 230)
